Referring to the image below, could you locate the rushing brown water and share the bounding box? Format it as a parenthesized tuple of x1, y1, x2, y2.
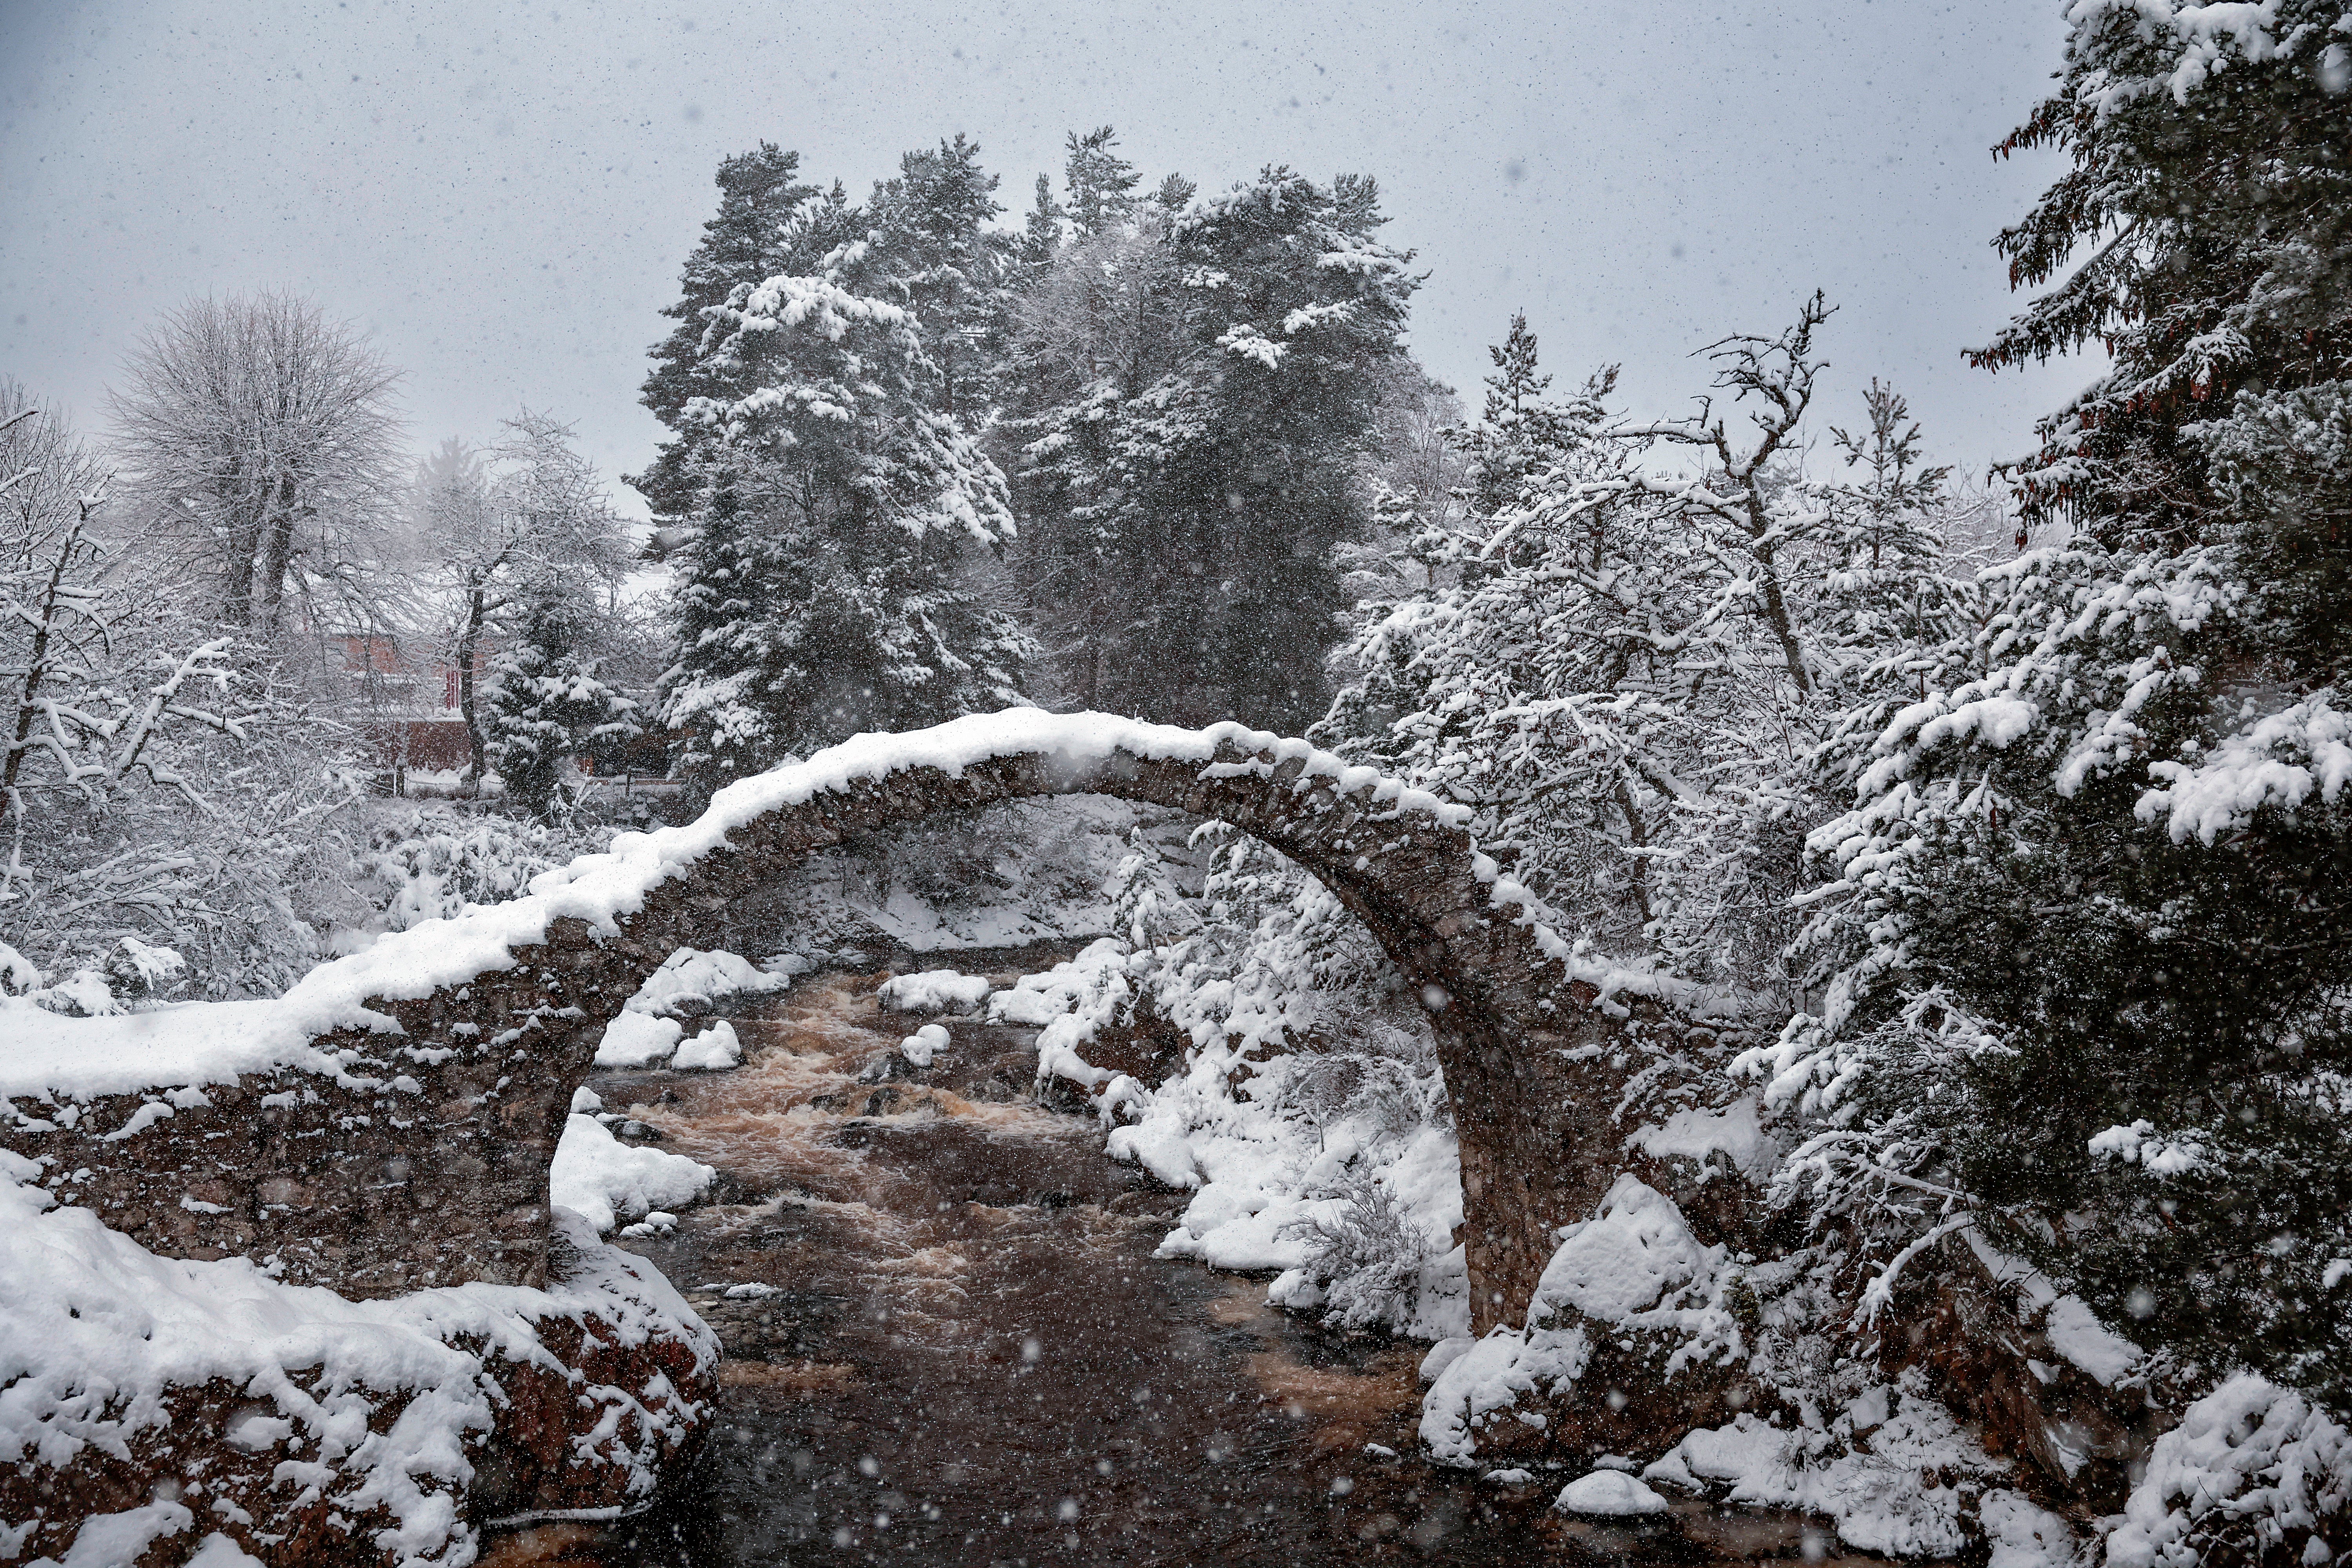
(487, 950, 1858, 1568)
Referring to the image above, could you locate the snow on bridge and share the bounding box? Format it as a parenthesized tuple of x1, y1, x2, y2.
(1, 710, 1668, 1328)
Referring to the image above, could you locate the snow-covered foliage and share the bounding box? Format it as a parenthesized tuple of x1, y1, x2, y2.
(1757, 526, 2352, 1399)
(1005, 138, 1419, 728)
(643, 141, 1032, 786)
(1317, 303, 1976, 986)
(358, 803, 612, 933)
(104, 291, 403, 639)
(1969, 0, 2352, 540)
(989, 822, 1472, 1341)
(2106, 1374, 2352, 1568)
(407, 412, 634, 792)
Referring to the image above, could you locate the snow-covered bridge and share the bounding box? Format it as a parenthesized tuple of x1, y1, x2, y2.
(3, 711, 1655, 1332)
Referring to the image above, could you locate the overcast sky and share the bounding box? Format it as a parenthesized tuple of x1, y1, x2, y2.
(2, 0, 2095, 521)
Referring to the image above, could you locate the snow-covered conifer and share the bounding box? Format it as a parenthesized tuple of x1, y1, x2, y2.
(1008, 152, 1417, 727)
(1757, 2, 2352, 1401)
(482, 576, 638, 819)
(648, 143, 1032, 789)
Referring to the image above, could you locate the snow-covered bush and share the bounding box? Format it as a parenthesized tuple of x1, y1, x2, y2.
(2105, 1374, 2352, 1568)
(1281, 1169, 1436, 1332)
(359, 803, 612, 931)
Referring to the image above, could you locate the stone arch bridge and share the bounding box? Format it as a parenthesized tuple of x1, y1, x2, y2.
(4, 712, 1657, 1335)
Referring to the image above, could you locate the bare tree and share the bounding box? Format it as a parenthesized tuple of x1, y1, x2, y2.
(108, 290, 403, 635)
(1361, 358, 1466, 529)
(2, 383, 364, 1003)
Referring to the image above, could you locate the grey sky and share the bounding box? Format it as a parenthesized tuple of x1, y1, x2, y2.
(2, 0, 2094, 521)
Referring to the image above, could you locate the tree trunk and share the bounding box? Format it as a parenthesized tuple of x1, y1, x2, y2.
(457, 586, 488, 793)
(218, 461, 258, 628)
(4, 522, 84, 800)
(256, 475, 301, 636)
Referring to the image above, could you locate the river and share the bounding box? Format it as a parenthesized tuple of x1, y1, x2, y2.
(484, 948, 1846, 1568)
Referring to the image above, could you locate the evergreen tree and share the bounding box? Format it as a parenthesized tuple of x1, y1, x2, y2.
(1009, 154, 1417, 728)
(1969, 0, 2352, 548)
(1062, 125, 1141, 235)
(1813, 379, 1963, 678)
(1771, 4, 2352, 1401)
(646, 142, 1031, 791)
(637, 143, 826, 519)
(1017, 172, 1064, 273)
(483, 576, 638, 819)
(869, 136, 1014, 420)
(1450, 311, 1590, 521)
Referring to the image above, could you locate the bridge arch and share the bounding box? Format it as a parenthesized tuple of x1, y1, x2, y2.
(19, 713, 1648, 1332)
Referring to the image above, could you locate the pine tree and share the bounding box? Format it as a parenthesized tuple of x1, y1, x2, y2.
(1062, 126, 1141, 236)
(869, 136, 1014, 420)
(646, 142, 1032, 791)
(483, 576, 638, 819)
(1007, 154, 1417, 728)
(635, 145, 839, 522)
(1017, 172, 1065, 273)
(1771, 4, 2352, 1400)
(1813, 379, 1964, 682)
(1450, 311, 1592, 521)
(1967, 0, 2352, 548)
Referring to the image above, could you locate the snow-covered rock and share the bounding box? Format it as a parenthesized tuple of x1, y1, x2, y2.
(1639, 1385, 2003, 1558)
(879, 969, 993, 1014)
(1556, 1469, 1671, 1516)
(670, 1020, 743, 1071)
(1419, 1335, 1475, 1385)
(0, 1154, 717, 1566)
(899, 1023, 950, 1067)
(1530, 1174, 1719, 1324)
(625, 945, 792, 1018)
(548, 1112, 714, 1232)
(595, 1010, 684, 1067)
